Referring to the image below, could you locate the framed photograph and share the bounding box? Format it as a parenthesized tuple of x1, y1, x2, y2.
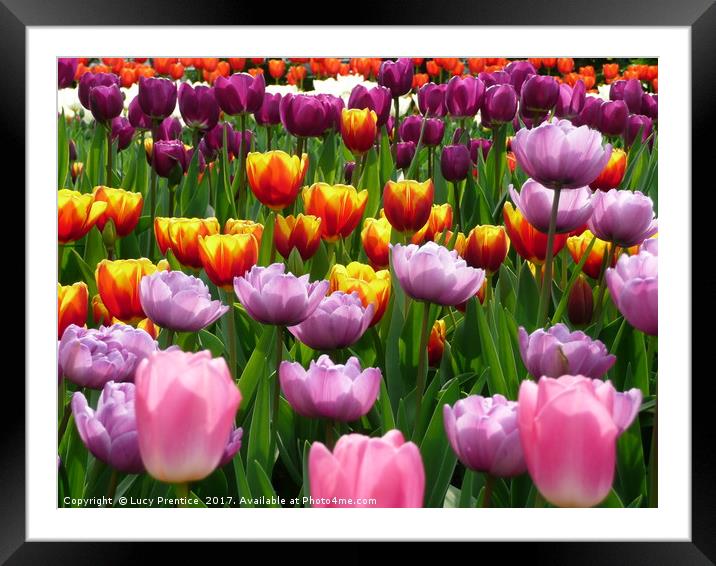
(8, 0, 711, 560)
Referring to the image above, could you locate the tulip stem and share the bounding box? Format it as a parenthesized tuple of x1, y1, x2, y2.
(491, 125, 507, 201)
(106, 126, 113, 186)
(225, 289, 238, 382)
(174, 482, 190, 507)
(166, 329, 175, 346)
(266, 126, 273, 150)
(57, 400, 72, 448)
(649, 395, 658, 508)
(482, 474, 495, 508)
(295, 136, 304, 159)
(106, 469, 118, 505)
(392, 97, 400, 160)
(168, 184, 176, 218)
(58, 244, 65, 277)
(535, 187, 562, 327)
(148, 167, 158, 260)
(414, 301, 432, 428)
(592, 241, 616, 324)
(427, 147, 434, 180)
(452, 181, 461, 230)
(238, 113, 249, 217)
(272, 326, 284, 434)
(324, 419, 335, 450)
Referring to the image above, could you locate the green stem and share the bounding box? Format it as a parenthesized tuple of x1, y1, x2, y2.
(592, 241, 616, 324)
(266, 126, 273, 150)
(57, 399, 72, 447)
(452, 181, 461, 230)
(414, 301, 432, 426)
(427, 147, 434, 179)
(535, 187, 562, 327)
(534, 491, 546, 508)
(148, 167, 158, 259)
(238, 113, 248, 217)
(58, 244, 65, 277)
(392, 96, 400, 160)
(272, 326, 284, 433)
(370, 326, 385, 365)
(106, 126, 113, 186)
(225, 289, 238, 381)
(174, 482, 190, 507)
(269, 210, 277, 264)
(106, 469, 118, 506)
(295, 136, 305, 158)
(649, 394, 658, 508)
(324, 419, 335, 450)
(168, 184, 177, 218)
(482, 474, 495, 508)
(491, 125, 507, 201)
(166, 329, 175, 346)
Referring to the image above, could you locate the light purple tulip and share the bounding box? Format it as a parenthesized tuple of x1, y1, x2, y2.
(587, 189, 658, 247)
(218, 427, 244, 467)
(509, 180, 593, 234)
(71, 381, 145, 473)
(443, 394, 527, 477)
(590, 379, 643, 434)
(139, 270, 228, 333)
(233, 263, 329, 326)
(287, 291, 374, 351)
(518, 323, 616, 379)
(279, 355, 381, 421)
(390, 241, 485, 306)
(58, 324, 158, 389)
(606, 243, 658, 336)
(512, 118, 612, 189)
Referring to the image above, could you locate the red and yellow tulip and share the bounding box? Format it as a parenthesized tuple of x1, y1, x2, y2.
(58, 189, 107, 244)
(361, 213, 392, 269)
(154, 217, 220, 269)
(224, 218, 264, 248)
(341, 108, 378, 156)
(246, 150, 309, 211)
(503, 202, 567, 265)
(58, 282, 88, 338)
(566, 229, 620, 279)
(95, 258, 158, 324)
(383, 179, 434, 234)
(198, 233, 259, 290)
(274, 214, 322, 261)
(461, 225, 510, 274)
(411, 204, 453, 245)
(590, 148, 627, 191)
(302, 183, 368, 243)
(92, 186, 144, 237)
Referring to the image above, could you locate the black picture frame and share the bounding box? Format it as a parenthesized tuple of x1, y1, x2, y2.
(7, 0, 711, 561)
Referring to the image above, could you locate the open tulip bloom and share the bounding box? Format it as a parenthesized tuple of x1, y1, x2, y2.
(57, 56, 659, 511)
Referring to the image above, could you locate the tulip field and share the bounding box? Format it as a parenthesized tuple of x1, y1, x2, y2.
(57, 57, 658, 509)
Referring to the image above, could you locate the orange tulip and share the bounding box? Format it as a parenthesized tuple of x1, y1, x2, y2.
(602, 63, 620, 81)
(435, 229, 466, 253)
(154, 217, 220, 269)
(426, 60, 440, 77)
(411, 204, 453, 244)
(302, 183, 368, 243)
(329, 262, 391, 326)
(323, 58, 341, 76)
(589, 148, 627, 191)
(361, 214, 392, 268)
(461, 225, 510, 274)
(248, 68, 264, 77)
(95, 258, 157, 324)
(383, 179, 434, 234)
(566, 229, 620, 279)
(246, 150, 309, 211)
(412, 73, 429, 89)
(58, 282, 88, 338)
(198, 233, 259, 290)
(557, 58, 574, 75)
(58, 189, 107, 244)
(468, 58, 486, 74)
(341, 108, 378, 156)
(92, 186, 143, 237)
(274, 214, 322, 261)
(268, 59, 286, 80)
(528, 58, 543, 69)
(224, 218, 264, 247)
(119, 67, 137, 88)
(427, 319, 447, 367)
(503, 202, 567, 265)
(541, 58, 557, 68)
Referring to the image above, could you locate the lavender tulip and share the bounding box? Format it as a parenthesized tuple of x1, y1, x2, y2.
(152, 116, 182, 142)
(506, 60, 537, 93)
(573, 96, 603, 129)
(139, 271, 228, 333)
(287, 291, 374, 351)
(58, 58, 78, 89)
(178, 83, 220, 131)
(110, 117, 135, 152)
(396, 141, 416, 169)
(234, 263, 329, 326)
(443, 394, 527, 477)
(445, 75, 485, 118)
(555, 80, 586, 120)
(509, 180, 594, 233)
(152, 139, 189, 183)
(59, 324, 158, 389)
(441, 144, 471, 182)
(347, 84, 392, 127)
(254, 92, 282, 126)
(399, 115, 445, 147)
(587, 189, 658, 247)
(624, 114, 654, 148)
(520, 75, 560, 115)
(128, 97, 152, 130)
(279, 355, 381, 421)
(138, 76, 177, 120)
(417, 82, 447, 117)
(218, 427, 244, 467)
(391, 241, 485, 306)
(377, 58, 413, 98)
(481, 84, 518, 128)
(214, 72, 265, 116)
(518, 323, 616, 379)
(622, 79, 644, 115)
(598, 100, 628, 137)
(89, 84, 124, 123)
(78, 72, 119, 110)
(469, 138, 492, 163)
(72, 382, 144, 473)
(280, 93, 330, 138)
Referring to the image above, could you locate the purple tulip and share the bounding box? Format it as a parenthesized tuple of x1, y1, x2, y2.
(514, 108, 549, 130)
(417, 83, 447, 117)
(58, 58, 78, 89)
(377, 58, 413, 98)
(151, 139, 189, 183)
(78, 72, 119, 110)
(110, 117, 135, 152)
(218, 427, 244, 467)
(609, 80, 626, 101)
(68, 139, 77, 162)
(399, 115, 444, 147)
(512, 119, 612, 189)
(573, 96, 603, 129)
(622, 79, 644, 115)
(178, 83, 220, 131)
(138, 76, 177, 120)
(89, 84, 124, 123)
(58, 323, 158, 389)
(642, 94, 658, 120)
(348, 84, 392, 127)
(588, 189, 658, 247)
(128, 97, 152, 130)
(396, 141, 416, 169)
(203, 122, 234, 155)
(518, 323, 616, 379)
(598, 100, 629, 137)
(316, 94, 345, 131)
(344, 161, 356, 184)
(469, 138, 492, 163)
(555, 81, 586, 120)
(441, 144, 471, 182)
(230, 129, 254, 159)
(445, 75, 485, 118)
(606, 241, 658, 336)
(506, 60, 537, 93)
(213, 72, 265, 116)
(481, 84, 518, 128)
(443, 394, 527, 477)
(233, 263, 329, 326)
(390, 241, 485, 306)
(624, 114, 654, 148)
(139, 270, 228, 333)
(280, 93, 330, 138)
(509, 180, 593, 234)
(287, 291, 374, 351)
(520, 75, 560, 116)
(254, 92, 282, 126)
(279, 355, 381, 421)
(72, 381, 145, 473)
(152, 116, 182, 142)
(478, 70, 510, 88)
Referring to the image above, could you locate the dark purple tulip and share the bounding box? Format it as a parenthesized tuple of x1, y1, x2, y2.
(554, 80, 586, 120)
(396, 141, 416, 169)
(152, 117, 182, 141)
(609, 80, 626, 101)
(89, 84, 124, 123)
(642, 93, 658, 120)
(344, 161, 356, 183)
(520, 75, 560, 115)
(481, 84, 518, 128)
(385, 115, 395, 136)
(417, 83, 447, 117)
(478, 70, 510, 88)
(317, 94, 344, 131)
(78, 72, 119, 110)
(469, 138, 492, 163)
(445, 75, 485, 118)
(280, 93, 330, 138)
(187, 146, 207, 174)
(58, 58, 78, 89)
(254, 92, 282, 126)
(506, 60, 537, 93)
(152, 139, 189, 183)
(573, 96, 603, 129)
(68, 139, 77, 162)
(178, 83, 220, 131)
(348, 84, 392, 127)
(230, 129, 254, 159)
(624, 114, 654, 148)
(138, 76, 177, 120)
(203, 122, 236, 159)
(622, 79, 644, 115)
(110, 117, 135, 152)
(399, 115, 444, 147)
(598, 100, 629, 137)
(377, 58, 413, 98)
(441, 144, 471, 182)
(128, 97, 152, 130)
(198, 138, 216, 163)
(214, 72, 265, 116)
(514, 108, 548, 130)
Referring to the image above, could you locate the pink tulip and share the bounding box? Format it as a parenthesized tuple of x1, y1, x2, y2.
(134, 349, 242, 483)
(309, 430, 425, 508)
(518, 375, 641, 507)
